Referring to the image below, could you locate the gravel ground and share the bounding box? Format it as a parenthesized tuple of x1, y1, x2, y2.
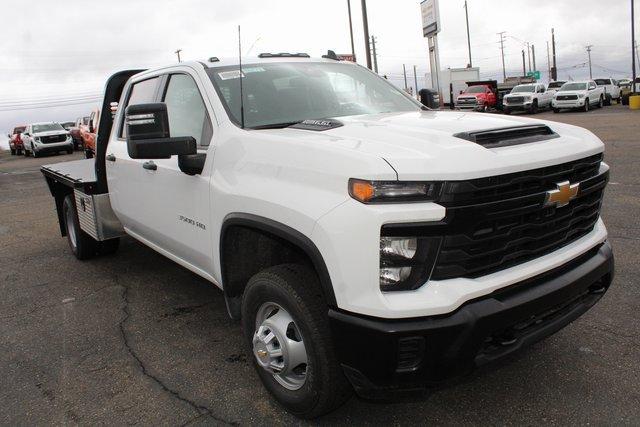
(1, 105, 639, 425)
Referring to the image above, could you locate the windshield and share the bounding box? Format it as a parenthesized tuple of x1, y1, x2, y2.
(465, 86, 486, 94)
(594, 79, 611, 86)
(548, 82, 565, 89)
(33, 123, 64, 133)
(207, 62, 421, 129)
(511, 85, 535, 93)
(560, 83, 587, 91)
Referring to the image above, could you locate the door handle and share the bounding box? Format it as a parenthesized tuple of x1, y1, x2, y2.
(106, 153, 116, 162)
(142, 161, 157, 171)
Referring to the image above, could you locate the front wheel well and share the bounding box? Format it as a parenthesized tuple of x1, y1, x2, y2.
(220, 215, 337, 319)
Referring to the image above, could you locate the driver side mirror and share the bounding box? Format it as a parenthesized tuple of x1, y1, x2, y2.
(125, 103, 205, 175)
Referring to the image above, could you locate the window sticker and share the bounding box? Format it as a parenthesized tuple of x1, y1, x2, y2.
(218, 70, 245, 80)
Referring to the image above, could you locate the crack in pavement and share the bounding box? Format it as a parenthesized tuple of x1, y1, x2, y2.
(116, 280, 237, 426)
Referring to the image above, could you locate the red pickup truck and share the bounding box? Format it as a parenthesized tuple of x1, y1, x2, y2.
(7, 126, 26, 155)
(455, 81, 498, 112)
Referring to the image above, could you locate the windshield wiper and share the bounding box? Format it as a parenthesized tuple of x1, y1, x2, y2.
(249, 121, 301, 130)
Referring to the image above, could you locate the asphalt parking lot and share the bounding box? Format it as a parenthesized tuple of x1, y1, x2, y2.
(1, 104, 639, 426)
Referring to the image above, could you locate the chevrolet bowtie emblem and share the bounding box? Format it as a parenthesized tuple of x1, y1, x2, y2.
(545, 181, 580, 208)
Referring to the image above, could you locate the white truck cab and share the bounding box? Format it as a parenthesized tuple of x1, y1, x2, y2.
(594, 78, 621, 105)
(552, 80, 605, 113)
(41, 54, 614, 418)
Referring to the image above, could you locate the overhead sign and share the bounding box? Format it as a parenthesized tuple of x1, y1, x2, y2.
(527, 71, 541, 80)
(421, 0, 440, 37)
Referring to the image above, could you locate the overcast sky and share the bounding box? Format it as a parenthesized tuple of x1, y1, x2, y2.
(1, 0, 638, 139)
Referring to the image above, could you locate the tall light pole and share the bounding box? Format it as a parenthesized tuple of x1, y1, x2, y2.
(370, 36, 379, 73)
(532, 44, 536, 73)
(174, 49, 182, 62)
(522, 50, 526, 76)
(632, 0, 637, 90)
(586, 45, 593, 79)
(361, 0, 372, 70)
(551, 28, 558, 80)
(525, 42, 532, 72)
(403, 64, 408, 91)
(413, 65, 419, 96)
(498, 32, 507, 81)
(547, 41, 552, 81)
(464, 0, 472, 67)
(347, 0, 356, 61)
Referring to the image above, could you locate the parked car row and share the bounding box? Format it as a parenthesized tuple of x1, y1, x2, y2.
(5, 109, 100, 158)
(454, 77, 628, 115)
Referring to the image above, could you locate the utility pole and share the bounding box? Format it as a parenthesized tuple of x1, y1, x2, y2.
(547, 41, 551, 81)
(586, 45, 593, 79)
(522, 50, 526, 76)
(464, 0, 472, 67)
(532, 44, 536, 73)
(525, 42, 532, 72)
(551, 28, 558, 80)
(413, 65, 419, 96)
(347, 0, 356, 61)
(361, 0, 372, 70)
(174, 48, 182, 62)
(633, 0, 637, 89)
(370, 36, 379, 73)
(403, 64, 408, 91)
(498, 32, 507, 81)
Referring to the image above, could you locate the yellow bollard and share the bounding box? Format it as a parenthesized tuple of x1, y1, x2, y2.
(630, 95, 640, 110)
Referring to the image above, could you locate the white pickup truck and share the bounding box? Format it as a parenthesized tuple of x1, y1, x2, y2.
(41, 54, 613, 418)
(552, 80, 605, 113)
(502, 83, 553, 114)
(594, 78, 621, 105)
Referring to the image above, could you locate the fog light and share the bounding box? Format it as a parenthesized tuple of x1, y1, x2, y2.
(380, 237, 417, 260)
(380, 267, 412, 287)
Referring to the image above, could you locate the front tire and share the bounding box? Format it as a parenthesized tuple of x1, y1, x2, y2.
(530, 100, 538, 114)
(62, 195, 97, 260)
(598, 96, 604, 108)
(10, 148, 16, 155)
(583, 99, 590, 112)
(241, 264, 351, 419)
(553, 108, 560, 113)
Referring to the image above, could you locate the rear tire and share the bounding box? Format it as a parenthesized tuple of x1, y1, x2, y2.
(10, 148, 16, 155)
(241, 264, 351, 419)
(62, 195, 97, 260)
(84, 149, 93, 159)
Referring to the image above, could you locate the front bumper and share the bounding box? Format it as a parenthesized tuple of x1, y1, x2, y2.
(34, 142, 73, 154)
(329, 241, 613, 399)
(503, 102, 533, 111)
(553, 99, 585, 109)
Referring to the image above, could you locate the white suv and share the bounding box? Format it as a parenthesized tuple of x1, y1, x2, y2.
(22, 122, 74, 157)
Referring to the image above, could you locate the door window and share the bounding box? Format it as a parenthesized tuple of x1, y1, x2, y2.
(163, 74, 212, 147)
(119, 77, 160, 138)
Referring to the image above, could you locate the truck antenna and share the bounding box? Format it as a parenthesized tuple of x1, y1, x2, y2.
(238, 25, 245, 129)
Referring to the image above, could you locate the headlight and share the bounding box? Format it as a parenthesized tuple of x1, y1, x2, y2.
(379, 234, 442, 292)
(349, 179, 442, 204)
(578, 94, 586, 98)
(34, 137, 41, 143)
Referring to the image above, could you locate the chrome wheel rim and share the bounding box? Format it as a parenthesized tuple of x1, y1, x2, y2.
(65, 206, 77, 251)
(253, 302, 308, 390)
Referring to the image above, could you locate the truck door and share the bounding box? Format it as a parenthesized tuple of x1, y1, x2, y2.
(107, 71, 214, 276)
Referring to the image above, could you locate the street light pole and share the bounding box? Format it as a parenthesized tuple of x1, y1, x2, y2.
(414, 65, 419, 96)
(361, 0, 372, 70)
(464, 0, 472, 67)
(175, 49, 182, 62)
(347, 0, 356, 61)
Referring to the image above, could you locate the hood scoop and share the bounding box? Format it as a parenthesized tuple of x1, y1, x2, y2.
(453, 124, 559, 148)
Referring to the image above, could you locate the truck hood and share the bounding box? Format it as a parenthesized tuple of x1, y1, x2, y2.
(269, 111, 604, 181)
(504, 93, 533, 98)
(33, 130, 69, 137)
(555, 90, 586, 97)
